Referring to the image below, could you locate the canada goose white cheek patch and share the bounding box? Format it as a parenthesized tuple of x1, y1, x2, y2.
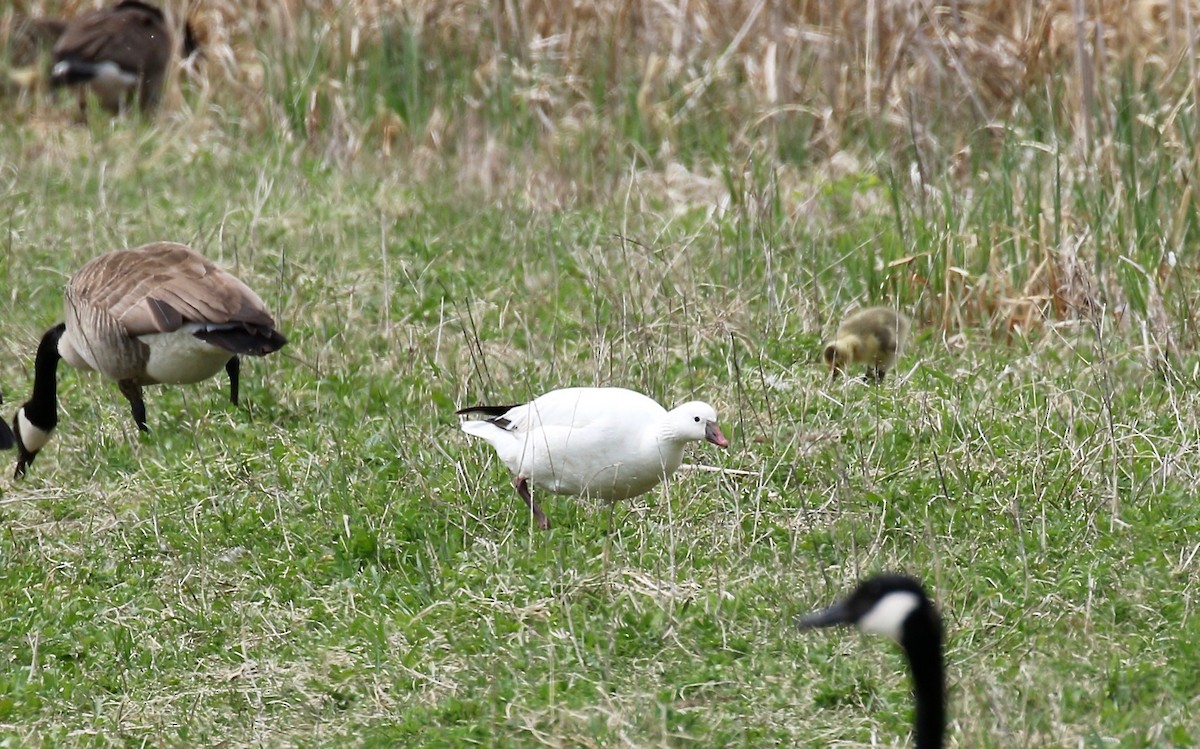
(859, 591, 921, 641)
(16, 410, 52, 452)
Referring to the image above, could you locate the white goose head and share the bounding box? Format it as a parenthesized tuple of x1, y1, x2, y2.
(663, 401, 729, 447)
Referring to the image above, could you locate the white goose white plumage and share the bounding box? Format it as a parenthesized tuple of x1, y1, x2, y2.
(457, 387, 729, 529)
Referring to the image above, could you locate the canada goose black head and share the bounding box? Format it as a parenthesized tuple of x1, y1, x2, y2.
(11, 242, 287, 478)
(49, 0, 180, 113)
(798, 574, 945, 749)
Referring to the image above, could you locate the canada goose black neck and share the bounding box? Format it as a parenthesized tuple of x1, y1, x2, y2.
(24, 324, 64, 430)
(0, 397, 14, 450)
(13, 324, 65, 477)
(798, 574, 945, 749)
(900, 596, 945, 749)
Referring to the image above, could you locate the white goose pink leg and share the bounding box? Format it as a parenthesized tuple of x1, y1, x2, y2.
(513, 476, 549, 530)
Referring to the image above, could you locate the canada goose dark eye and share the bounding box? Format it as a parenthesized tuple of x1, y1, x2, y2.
(694, 416, 701, 422)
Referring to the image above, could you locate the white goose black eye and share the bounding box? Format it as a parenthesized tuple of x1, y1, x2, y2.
(693, 416, 701, 422)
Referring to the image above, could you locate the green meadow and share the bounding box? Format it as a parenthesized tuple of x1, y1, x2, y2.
(1, 2, 1199, 746)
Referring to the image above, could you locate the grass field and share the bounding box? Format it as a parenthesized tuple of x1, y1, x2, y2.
(2, 1, 1200, 747)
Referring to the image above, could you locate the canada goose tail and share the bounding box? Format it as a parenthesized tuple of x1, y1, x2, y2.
(50, 59, 100, 87)
(193, 324, 287, 356)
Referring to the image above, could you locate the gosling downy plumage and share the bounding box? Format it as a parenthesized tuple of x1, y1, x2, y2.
(11, 241, 287, 477)
(49, 1, 194, 113)
(798, 574, 945, 749)
(823, 306, 910, 382)
(457, 387, 730, 529)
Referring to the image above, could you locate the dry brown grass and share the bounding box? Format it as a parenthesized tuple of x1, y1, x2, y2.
(6, 1, 1198, 171)
(4, 1, 1198, 345)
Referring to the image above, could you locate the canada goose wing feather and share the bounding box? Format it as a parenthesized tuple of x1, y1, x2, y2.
(70, 242, 277, 337)
(53, 1, 169, 74)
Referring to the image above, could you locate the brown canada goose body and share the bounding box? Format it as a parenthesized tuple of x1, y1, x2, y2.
(50, 0, 175, 112)
(823, 306, 910, 382)
(10, 242, 287, 477)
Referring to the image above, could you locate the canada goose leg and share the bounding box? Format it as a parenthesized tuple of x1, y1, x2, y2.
(513, 476, 550, 530)
(226, 356, 241, 405)
(118, 380, 150, 432)
(864, 367, 885, 384)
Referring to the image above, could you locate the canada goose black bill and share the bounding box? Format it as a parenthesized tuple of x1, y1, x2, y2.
(798, 574, 945, 749)
(11, 241, 287, 478)
(49, 0, 182, 113)
(823, 306, 910, 383)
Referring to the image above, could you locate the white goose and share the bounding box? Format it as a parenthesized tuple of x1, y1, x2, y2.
(457, 387, 729, 529)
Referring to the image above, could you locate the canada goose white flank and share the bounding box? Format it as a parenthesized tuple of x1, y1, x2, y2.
(49, 0, 195, 113)
(798, 574, 945, 749)
(457, 387, 729, 529)
(10, 241, 287, 477)
(823, 306, 910, 382)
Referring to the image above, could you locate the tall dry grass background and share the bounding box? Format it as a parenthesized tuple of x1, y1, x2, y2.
(8, 0, 1188, 351)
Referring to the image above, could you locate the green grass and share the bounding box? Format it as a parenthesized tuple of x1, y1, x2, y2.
(2, 59, 1200, 749)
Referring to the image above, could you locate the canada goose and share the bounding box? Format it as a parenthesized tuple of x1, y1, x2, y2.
(822, 306, 910, 382)
(11, 241, 287, 477)
(49, 1, 194, 113)
(0, 395, 14, 450)
(457, 387, 729, 529)
(797, 574, 945, 749)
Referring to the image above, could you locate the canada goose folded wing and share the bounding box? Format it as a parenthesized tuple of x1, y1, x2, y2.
(71, 242, 282, 342)
(52, 1, 170, 77)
